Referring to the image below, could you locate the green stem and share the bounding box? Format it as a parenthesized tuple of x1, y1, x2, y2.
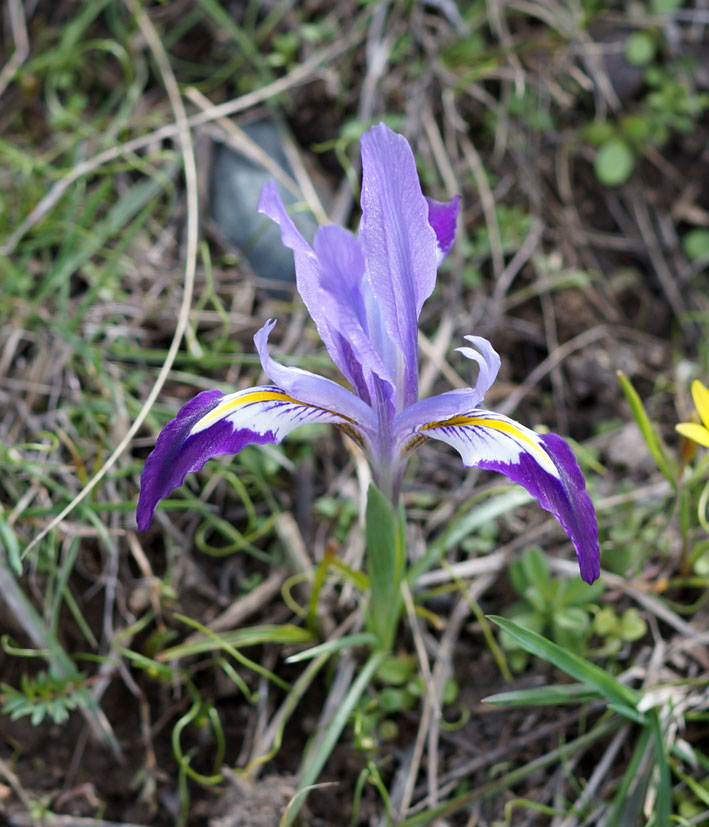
(365, 483, 405, 651)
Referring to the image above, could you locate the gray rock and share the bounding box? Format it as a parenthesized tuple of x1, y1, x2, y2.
(209, 120, 317, 283)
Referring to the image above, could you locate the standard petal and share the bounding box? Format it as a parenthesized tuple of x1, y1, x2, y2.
(691, 380, 709, 430)
(257, 182, 344, 369)
(420, 411, 600, 583)
(312, 224, 394, 404)
(359, 124, 438, 407)
(426, 195, 460, 263)
(254, 319, 377, 434)
(137, 386, 356, 530)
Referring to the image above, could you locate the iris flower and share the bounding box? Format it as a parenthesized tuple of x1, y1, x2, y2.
(676, 380, 709, 448)
(137, 124, 599, 583)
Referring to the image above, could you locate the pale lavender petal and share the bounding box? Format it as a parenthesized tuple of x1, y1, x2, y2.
(420, 411, 600, 583)
(312, 224, 367, 319)
(257, 182, 344, 369)
(313, 224, 394, 404)
(254, 319, 377, 433)
(257, 180, 315, 274)
(137, 385, 357, 530)
(426, 195, 460, 263)
(394, 335, 501, 436)
(454, 335, 501, 399)
(258, 182, 386, 396)
(395, 389, 482, 439)
(359, 124, 438, 407)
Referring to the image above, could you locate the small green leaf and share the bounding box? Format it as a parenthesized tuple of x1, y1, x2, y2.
(442, 678, 459, 706)
(683, 228, 709, 262)
(558, 576, 604, 607)
(594, 606, 619, 637)
(583, 120, 615, 146)
(620, 114, 652, 143)
(651, 0, 681, 13)
(380, 687, 415, 713)
(520, 547, 549, 589)
(595, 140, 635, 187)
(619, 609, 647, 642)
(376, 654, 416, 686)
(625, 32, 657, 66)
(553, 606, 590, 634)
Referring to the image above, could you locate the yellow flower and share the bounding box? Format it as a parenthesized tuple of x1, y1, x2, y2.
(676, 380, 709, 448)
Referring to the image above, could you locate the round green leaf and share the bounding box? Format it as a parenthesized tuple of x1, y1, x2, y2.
(442, 678, 459, 706)
(683, 229, 709, 262)
(583, 120, 615, 146)
(625, 32, 657, 67)
(554, 606, 590, 633)
(620, 114, 652, 143)
(619, 608, 647, 642)
(593, 606, 619, 637)
(693, 550, 709, 576)
(595, 140, 635, 186)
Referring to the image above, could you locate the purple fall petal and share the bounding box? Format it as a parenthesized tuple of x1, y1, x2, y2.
(137, 390, 272, 530)
(487, 433, 600, 584)
(137, 383, 363, 530)
(426, 195, 460, 263)
(421, 413, 600, 583)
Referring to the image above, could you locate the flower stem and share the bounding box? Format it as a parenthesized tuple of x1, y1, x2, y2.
(365, 483, 405, 652)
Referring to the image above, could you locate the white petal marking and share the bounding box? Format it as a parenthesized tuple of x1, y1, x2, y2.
(190, 386, 354, 440)
(421, 410, 559, 477)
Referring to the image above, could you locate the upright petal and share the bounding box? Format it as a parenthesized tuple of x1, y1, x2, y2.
(420, 411, 600, 583)
(257, 182, 344, 373)
(359, 124, 438, 408)
(258, 182, 389, 400)
(312, 224, 394, 405)
(137, 386, 356, 530)
(426, 195, 460, 263)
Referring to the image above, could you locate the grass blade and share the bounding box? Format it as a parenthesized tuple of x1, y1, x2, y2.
(617, 371, 677, 486)
(489, 616, 640, 710)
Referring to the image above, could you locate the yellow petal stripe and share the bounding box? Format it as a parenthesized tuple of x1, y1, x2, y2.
(192, 388, 354, 434)
(422, 413, 557, 476)
(691, 380, 709, 431)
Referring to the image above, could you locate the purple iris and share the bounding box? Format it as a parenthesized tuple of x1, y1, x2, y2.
(137, 124, 599, 584)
